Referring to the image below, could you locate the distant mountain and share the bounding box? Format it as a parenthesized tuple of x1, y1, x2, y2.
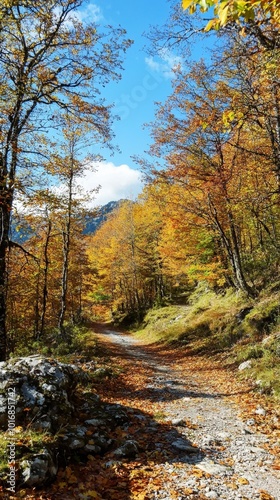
(10, 200, 125, 243)
(83, 199, 124, 235)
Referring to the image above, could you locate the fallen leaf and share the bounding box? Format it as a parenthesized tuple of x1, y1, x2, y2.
(84, 491, 101, 499)
(259, 491, 276, 500)
(226, 482, 238, 490)
(237, 477, 249, 485)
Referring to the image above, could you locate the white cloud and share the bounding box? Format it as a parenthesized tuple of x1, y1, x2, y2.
(145, 57, 161, 73)
(145, 49, 183, 79)
(13, 162, 143, 215)
(76, 3, 103, 23)
(54, 3, 103, 27)
(78, 161, 143, 207)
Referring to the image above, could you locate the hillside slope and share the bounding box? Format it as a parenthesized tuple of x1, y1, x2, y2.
(134, 285, 280, 398)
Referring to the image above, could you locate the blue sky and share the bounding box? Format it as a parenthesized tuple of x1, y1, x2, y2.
(102, 1, 177, 164)
(76, 1, 203, 206)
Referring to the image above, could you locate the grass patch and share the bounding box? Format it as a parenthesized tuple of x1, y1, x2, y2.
(12, 324, 98, 362)
(241, 294, 280, 339)
(135, 286, 249, 352)
(153, 411, 168, 422)
(134, 283, 280, 398)
(236, 345, 265, 363)
(0, 429, 55, 477)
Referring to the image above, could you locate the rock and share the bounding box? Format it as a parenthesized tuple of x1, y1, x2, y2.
(104, 404, 129, 425)
(92, 367, 113, 379)
(91, 433, 112, 452)
(205, 491, 219, 499)
(243, 427, 254, 435)
(0, 356, 90, 430)
(246, 419, 256, 426)
(172, 438, 198, 453)
(84, 444, 102, 454)
(104, 460, 122, 468)
(113, 440, 139, 458)
(236, 307, 253, 323)
(217, 432, 231, 441)
(21, 382, 45, 406)
(196, 460, 231, 475)
(262, 333, 280, 345)
(32, 417, 52, 432)
(255, 407, 266, 416)
(84, 418, 104, 426)
(238, 360, 253, 371)
(20, 448, 57, 487)
(69, 438, 85, 450)
(76, 426, 88, 436)
(60, 426, 112, 455)
(0, 355, 125, 488)
(171, 418, 186, 427)
(250, 446, 266, 454)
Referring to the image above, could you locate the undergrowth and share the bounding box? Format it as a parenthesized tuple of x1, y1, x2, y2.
(0, 429, 55, 477)
(135, 283, 280, 397)
(11, 323, 98, 363)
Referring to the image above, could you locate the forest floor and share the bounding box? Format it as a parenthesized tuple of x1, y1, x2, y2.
(26, 325, 280, 500)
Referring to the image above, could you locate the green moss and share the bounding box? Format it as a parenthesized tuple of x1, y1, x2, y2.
(242, 294, 280, 338)
(240, 352, 280, 396)
(153, 411, 168, 421)
(12, 324, 98, 362)
(0, 430, 54, 477)
(236, 345, 264, 363)
(136, 286, 248, 349)
(134, 283, 280, 397)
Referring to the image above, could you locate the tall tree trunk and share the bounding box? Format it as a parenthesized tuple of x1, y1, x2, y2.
(208, 195, 255, 297)
(39, 219, 52, 339)
(58, 228, 70, 336)
(0, 242, 7, 360)
(34, 268, 41, 339)
(58, 167, 73, 336)
(0, 203, 12, 359)
(0, 152, 13, 360)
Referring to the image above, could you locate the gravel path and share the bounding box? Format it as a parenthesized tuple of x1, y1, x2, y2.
(101, 329, 280, 500)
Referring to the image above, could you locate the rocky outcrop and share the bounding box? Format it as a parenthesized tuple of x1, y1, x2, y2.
(0, 355, 89, 431)
(0, 355, 133, 489)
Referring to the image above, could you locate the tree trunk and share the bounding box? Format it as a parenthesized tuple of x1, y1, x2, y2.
(39, 219, 52, 339)
(58, 166, 73, 336)
(58, 230, 70, 336)
(208, 195, 255, 297)
(0, 150, 12, 360)
(0, 243, 7, 360)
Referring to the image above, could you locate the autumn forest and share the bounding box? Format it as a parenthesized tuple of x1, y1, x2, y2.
(1, 0, 280, 362)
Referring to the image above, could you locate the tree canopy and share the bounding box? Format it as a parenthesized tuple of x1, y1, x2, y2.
(182, 0, 280, 30)
(0, 0, 132, 359)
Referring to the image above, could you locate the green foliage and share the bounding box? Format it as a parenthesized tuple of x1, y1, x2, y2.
(136, 286, 247, 348)
(236, 345, 264, 363)
(136, 283, 280, 396)
(242, 295, 280, 338)
(238, 349, 280, 396)
(12, 324, 98, 361)
(0, 429, 54, 477)
(182, 0, 280, 30)
(153, 411, 168, 421)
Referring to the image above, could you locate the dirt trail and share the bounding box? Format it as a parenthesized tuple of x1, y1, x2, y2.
(93, 327, 280, 500)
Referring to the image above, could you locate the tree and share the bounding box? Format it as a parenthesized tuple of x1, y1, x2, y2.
(181, 0, 280, 51)
(48, 117, 98, 336)
(87, 198, 166, 322)
(182, 0, 280, 31)
(139, 58, 280, 296)
(0, 0, 131, 359)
